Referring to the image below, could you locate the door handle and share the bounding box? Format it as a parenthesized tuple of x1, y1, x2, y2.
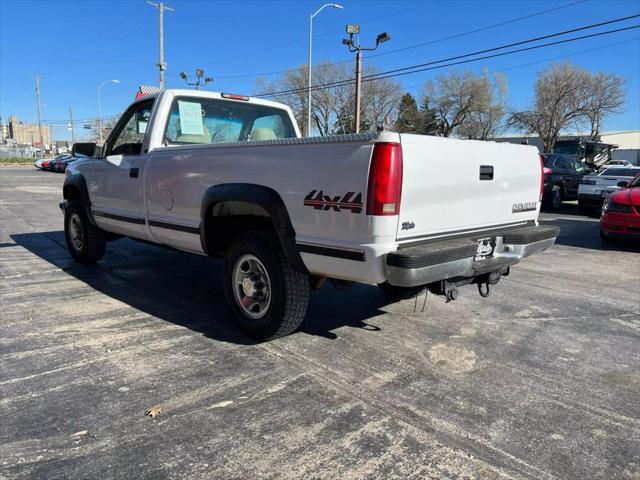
(129, 168, 139, 178)
(479, 165, 494, 180)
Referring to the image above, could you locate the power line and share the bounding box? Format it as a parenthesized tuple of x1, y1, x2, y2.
(401, 37, 640, 94)
(195, 0, 590, 80)
(364, 13, 640, 80)
(256, 19, 640, 98)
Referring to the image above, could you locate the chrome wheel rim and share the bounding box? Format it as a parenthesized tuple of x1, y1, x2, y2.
(232, 254, 271, 320)
(69, 213, 84, 251)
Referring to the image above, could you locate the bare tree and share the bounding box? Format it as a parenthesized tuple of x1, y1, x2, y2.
(422, 69, 490, 137)
(458, 72, 508, 140)
(582, 72, 625, 140)
(509, 62, 625, 151)
(90, 117, 119, 144)
(361, 66, 403, 131)
(257, 62, 402, 136)
(256, 68, 309, 135)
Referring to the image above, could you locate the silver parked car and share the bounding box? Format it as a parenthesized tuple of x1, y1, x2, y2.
(577, 166, 640, 211)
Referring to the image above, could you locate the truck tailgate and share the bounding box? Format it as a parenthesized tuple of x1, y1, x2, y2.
(397, 134, 541, 241)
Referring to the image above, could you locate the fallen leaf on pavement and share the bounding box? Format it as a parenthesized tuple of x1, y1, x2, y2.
(145, 406, 162, 418)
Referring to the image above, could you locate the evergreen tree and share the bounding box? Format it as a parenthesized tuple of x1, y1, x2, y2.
(395, 93, 421, 133)
(419, 97, 440, 135)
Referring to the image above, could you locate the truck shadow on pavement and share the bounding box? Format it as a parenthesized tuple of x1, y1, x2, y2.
(539, 217, 640, 252)
(9, 231, 392, 344)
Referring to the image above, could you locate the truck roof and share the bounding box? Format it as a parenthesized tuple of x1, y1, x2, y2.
(134, 89, 290, 111)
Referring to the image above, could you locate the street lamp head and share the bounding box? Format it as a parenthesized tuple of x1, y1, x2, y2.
(342, 38, 351, 45)
(376, 32, 390, 44)
(346, 24, 360, 35)
(331, 3, 344, 8)
(179, 72, 187, 80)
(112, 79, 120, 84)
(205, 77, 214, 83)
(195, 68, 204, 78)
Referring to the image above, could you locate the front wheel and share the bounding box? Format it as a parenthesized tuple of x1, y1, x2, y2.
(64, 202, 106, 264)
(600, 228, 614, 243)
(224, 232, 310, 341)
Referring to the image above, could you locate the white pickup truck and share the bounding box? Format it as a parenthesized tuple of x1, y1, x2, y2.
(63, 89, 558, 340)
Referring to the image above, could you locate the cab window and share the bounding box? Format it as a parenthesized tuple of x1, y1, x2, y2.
(163, 96, 296, 145)
(107, 100, 154, 156)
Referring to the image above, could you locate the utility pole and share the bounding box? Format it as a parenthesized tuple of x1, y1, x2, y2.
(147, 2, 174, 90)
(354, 49, 362, 135)
(35, 74, 44, 155)
(68, 107, 75, 143)
(342, 26, 390, 133)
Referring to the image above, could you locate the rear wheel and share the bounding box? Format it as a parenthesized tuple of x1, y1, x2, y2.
(224, 232, 309, 341)
(378, 282, 426, 300)
(64, 202, 106, 264)
(547, 188, 562, 211)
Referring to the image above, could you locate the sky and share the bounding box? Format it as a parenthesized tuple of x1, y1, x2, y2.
(1, 0, 639, 141)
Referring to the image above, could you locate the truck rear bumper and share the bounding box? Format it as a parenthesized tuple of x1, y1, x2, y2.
(385, 225, 560, 287)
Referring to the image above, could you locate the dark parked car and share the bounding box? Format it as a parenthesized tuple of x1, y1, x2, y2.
(541, 153, 590, 210)
(48, 154, 85, 173)
(52, 156, 79, 173)
(36, 154, 70, 170)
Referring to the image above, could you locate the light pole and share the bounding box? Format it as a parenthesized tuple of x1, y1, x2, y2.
(342, 26, 390, 133)
(308, 3, 343, 137)
(179, 69, 213, 90)
(97, 79, 119, 145)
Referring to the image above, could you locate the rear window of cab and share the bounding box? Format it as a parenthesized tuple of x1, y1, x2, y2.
(163, 97, 296, 145)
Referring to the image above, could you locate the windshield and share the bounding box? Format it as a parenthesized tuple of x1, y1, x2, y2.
(163, 97, 296, 145)
(600, 167, 640, 177)
(543, 154, 574, 168)
(629, 174, 640, 188)
(552, 143, 580, 155)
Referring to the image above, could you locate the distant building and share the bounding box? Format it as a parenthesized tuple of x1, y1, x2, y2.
(4, 115, 52, 148)
(492, 130, 640, 166)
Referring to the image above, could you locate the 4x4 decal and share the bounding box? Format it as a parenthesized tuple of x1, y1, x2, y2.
(304, 190, 363, 214)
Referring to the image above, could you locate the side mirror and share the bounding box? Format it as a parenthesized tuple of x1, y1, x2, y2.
(617, 181, 629, 188)
(72, 142, 97, 158)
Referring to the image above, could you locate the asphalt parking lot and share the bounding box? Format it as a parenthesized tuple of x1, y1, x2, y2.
(1, 166, 639, 480)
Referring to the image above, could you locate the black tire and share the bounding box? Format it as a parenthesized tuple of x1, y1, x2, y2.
(223, 232, 309, 341)
(546, 188, 562, 211)
(64, 202, 106, 264)
(578, 201, 591, 214)
(378, 281, 426, 300)
(600, 228, 614, 243)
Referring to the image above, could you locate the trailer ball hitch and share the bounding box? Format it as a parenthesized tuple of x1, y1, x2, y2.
(445, 287, 459, 303)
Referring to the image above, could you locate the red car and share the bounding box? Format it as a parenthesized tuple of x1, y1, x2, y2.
(600, 172, 640, 242)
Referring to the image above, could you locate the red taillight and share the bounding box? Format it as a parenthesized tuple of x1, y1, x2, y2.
(543, 167, 553, 174)
(539, 155, 545, 202)
(367, 142, 403, 216)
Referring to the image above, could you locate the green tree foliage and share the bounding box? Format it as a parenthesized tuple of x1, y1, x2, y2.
(395, 93, 421, 133)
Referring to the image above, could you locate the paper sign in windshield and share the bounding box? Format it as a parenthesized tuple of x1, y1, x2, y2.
(178, 101, 204, 135)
